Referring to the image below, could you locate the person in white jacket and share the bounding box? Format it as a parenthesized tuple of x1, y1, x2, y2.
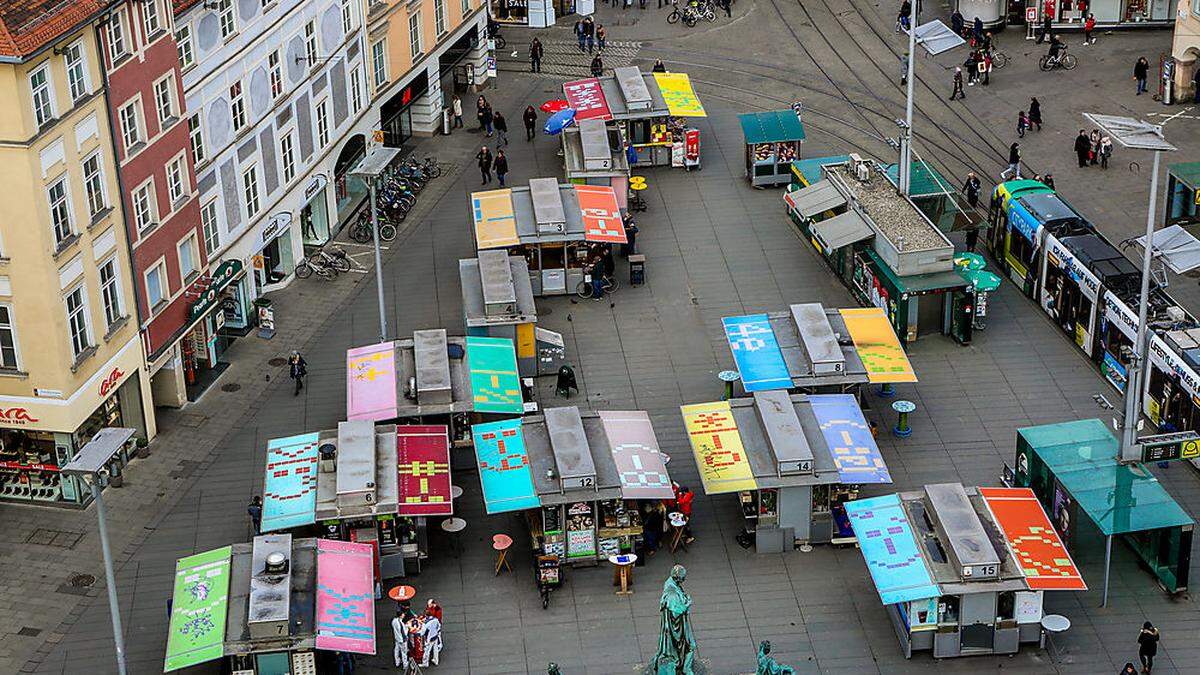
(391, 611, 410, 669)
(421, 614, 443, 666)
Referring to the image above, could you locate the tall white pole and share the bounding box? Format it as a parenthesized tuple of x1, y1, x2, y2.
(93, 481, 127, 675)
(899, 5, 917, 195)
(1120, 149, 1161, 462)
(369, 180, 388, 343)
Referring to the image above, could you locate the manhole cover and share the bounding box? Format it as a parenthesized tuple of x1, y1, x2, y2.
(221, 383, 242, 392)
(17, 627, 41, 637)
(69, 573, 96, 588)
(268, 357, 287, 367)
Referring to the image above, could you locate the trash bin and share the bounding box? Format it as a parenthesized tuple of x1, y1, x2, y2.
(628, 254, 646, 286)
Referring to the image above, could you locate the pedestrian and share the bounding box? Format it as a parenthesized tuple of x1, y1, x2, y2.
(1098, 135, 1113, 169)
(1074, 129, 1090, 168)
(483, 105, 495, 137)
(476, 146, 493, 184)
(1120, 664, 1138, 675)
(523, 105, 537, 141)
(451, 94, 463, 129)
(642, 501, 664, 554)
(575, 20, 585, 52)
(476, 95, 488, 133)
(597, 24, 607, 52)
(721, 0, 732, 17)
(1037, 13, 1052, 44)
(1029, 97, 1042, 131)
(288, 350, 306, 395)
(1138, 621, 1159, 673)
(426, 598, 443, 621)
(584, 17, 595, 53)
(676, 484, 696, 543)
(494, 150, 509, 187)
(950, 67, 965, 100)
(652, 58, 667, 73)
(392, 610, 410, 669)
(1001, 142, 1021, 180)
(1089, 128, 1101, 165)
(591, 54, 604, 78)
(588, 259, 605, 300)
(1017, 110, 1029, 138)
(494, 111, 508, 146)
(621, 213, 639, 256)
(972, 16, 984, 44)
(1042, 173, 1056, 189)
(981, 51, 992, 86)
(900, 52, 909, 86)
(965, 52, 978, 86)
(247, 495, 263, 535)
(421, 608, 443, 667)
(530, 37, 543, 72)
(1083, 13, 1096, 44)
(951, 8, 964, 36)
(896, 0, 911, 32)
(962, 171, 981, 209)
(1135, 57, 1150, 95)
(965, 227, 979, 253)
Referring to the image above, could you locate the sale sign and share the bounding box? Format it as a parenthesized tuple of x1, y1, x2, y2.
(563, 78, 612, 121)
(575, 185, 627, 243)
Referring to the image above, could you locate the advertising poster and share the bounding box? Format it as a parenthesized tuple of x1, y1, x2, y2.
(562, 77, 612, 121)
(165, 546, 233, 672)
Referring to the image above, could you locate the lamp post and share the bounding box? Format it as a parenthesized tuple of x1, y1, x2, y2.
(349, 144, 403, 343)
(898, 6, 918, 195)
(59, 427, 138, 675)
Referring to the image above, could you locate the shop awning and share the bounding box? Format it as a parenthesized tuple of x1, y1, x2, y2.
(785, 180, 846, 220)
(808, 394, 890, 484)
(681, 400, 757, 494)
(315, 540, 376, 655)
(810, 210, 874, 251)
(597, 410, 674, 499)
(722, 313, 791, 392)
(652, 72, 706, 117)
(165, 546, 233, 672)
(397, 425, 453, 516)
(844, 494, 941, 604)
(739, 110, 806, 145)
(262, 432, 321, 533)
(837, 308, 917, 384)
(472, 188, 519, 249)
(575, 184, 627, 243)
(980, 487, 1087, 591)
(473, 417, 540, 514)
(347, 341, 399, 421)
(465, 336, 523, 414)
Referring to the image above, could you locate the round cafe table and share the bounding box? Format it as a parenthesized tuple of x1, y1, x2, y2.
(450, 485, 464, 500)
(668, 512, 689, 552)
(718, 370, 741, 400)
(1040, 614, 1071, 661)
(388, 584, 416, 603)
(609, 554, 638, 595)
(892, 399, 916, 437)
(441, 517, 467, 558)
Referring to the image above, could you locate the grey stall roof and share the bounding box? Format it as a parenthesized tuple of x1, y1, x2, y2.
(525, 412, 623, 505)
(787, 181, 846, 219)
(811, 210, 875, 252)
(509, 182, 587, 244)
(726, 394, 842, 489)
(395, 334, 475, 416)
(315, 424, 399, 522)
(595, 69, 670, 119)
(764, 307, 870, 388)
(561, 123, 630, 177)
(460, 255, 538, 328)
(225, 538, 318, 655)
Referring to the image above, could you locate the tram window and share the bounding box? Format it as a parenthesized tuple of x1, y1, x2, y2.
(1008, 231, 1035, 269)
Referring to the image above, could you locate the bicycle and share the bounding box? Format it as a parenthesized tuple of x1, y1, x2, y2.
(990, 50, 1008, 69)
(576, 272, 619, 298)
(1039, 48, 1076, 71)
(295, 252, 342, 279)
(351, 212, 398, 243)
(666, 1, 699, 26)
(407, 155, 443, 180)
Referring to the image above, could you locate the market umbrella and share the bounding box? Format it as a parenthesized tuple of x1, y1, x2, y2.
(540, 99, 570, 114)
(543, 108, 576, 135)
(954, 252, 986, 271)
(963, 269, 1001, 292)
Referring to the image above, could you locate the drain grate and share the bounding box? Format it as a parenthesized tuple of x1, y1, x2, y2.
(221, 383, 242, 392)
(25, 528, 84, 549)
(69, 573, 95, 588)
(17, 627, 41, 637)
(268, 357, 287, 367)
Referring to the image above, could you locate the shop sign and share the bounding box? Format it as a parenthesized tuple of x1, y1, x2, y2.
(568, 501, 592, 515)
(187, 259, 244, 322)
(0, 407, 39, 425)
(98, 367, 126, 398)
(1148, 335, 1200, 399)
(1046, 236, 1100, 300)
(34, 388, 63, 398)
(305, 173, 328, 201)
(1101, 293, 1138, 340)
(258, 212, 293, 249)
(0, 460, 57, 471)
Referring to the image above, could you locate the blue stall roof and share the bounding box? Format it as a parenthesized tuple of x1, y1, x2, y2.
(1019, 419, 1194, 535)
(791, 155, 849, 186)
(809, 394, 890, 484)
(739, 110, 806, 145)
(845, 493, 940, 604)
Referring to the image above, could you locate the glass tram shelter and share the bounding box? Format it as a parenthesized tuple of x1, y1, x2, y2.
(681, 391, 891, 552)
(1013, 419, 1194, 599)
(845, 483, 1086, 659)
(1165, 161, 1200, 226)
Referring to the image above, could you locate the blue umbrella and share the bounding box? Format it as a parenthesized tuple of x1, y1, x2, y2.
(543, 108, 577, 135)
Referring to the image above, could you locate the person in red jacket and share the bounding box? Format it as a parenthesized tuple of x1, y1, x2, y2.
(676, 485, 696, 544)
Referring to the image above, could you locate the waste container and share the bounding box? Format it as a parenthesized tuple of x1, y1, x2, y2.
(628, 254, 646, 286)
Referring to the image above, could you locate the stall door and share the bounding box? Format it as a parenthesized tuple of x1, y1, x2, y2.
(778, 486, 811, 542)
(959, 593, 996, 651)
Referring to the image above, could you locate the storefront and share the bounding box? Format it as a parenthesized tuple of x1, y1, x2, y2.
(739, 109, 805, 188)
(299, 174, 332, 248)
(252, 212, 297, 294)
(380, 71, 429, 149)
(1166, 161, 1200, 227)
(681, 392, 892, 552)
(851, 248, 974, 347)
(1040, 0, 1174, 26)
(0, 338, 148, 506)
(560, 119, 630, 209)
(169, 258, 247, 401)
(334, 135, 369, 231)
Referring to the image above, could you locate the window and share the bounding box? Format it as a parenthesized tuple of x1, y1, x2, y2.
(108, 11, 128, 60)
(154, 75, 176, 126)
(409, 12, 423, 59)
(132, 180, 157, 231)
(178, 234, 198, 281)
(218, 0, 236, 40)
(65, 286, 91, 358)
(268, 50, 283, 99)
(201, 199, 220, 254)
(143, 0, 162, 37)
(230, 81, 245, 132)
(350, 66, 364, 114)
(99, 257, 122, 328)
(304, 21, 318, 67)
(118, 100, 141, 151)
(461, 0, 470, 16)
(146, 261, 166, 309)
(340, 0, 355, 33)
(29, 65, 53, 127)
(261, 0, 272, 7)
(47, 177, 72, 245)
(435, 0, 447, 36)
(188, 113, 205, 164)
(0, 306, 19, 369)
(64, 42, 90, 101)
(176, 25, 194, 69)
(82, 152, 107, 218)
(316, 99, 330, 147)
(371, 40, 387, 87)
(167, 155, 187, 204)
(280, 131, 296, 183)
(242, 165, 260, 217)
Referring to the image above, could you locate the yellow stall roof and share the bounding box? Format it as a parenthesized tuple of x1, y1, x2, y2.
(681, 400, 757, 495)
(471, 188, 519, 250)
(838, 308, 917, 384)
(652, 72, 706, 118)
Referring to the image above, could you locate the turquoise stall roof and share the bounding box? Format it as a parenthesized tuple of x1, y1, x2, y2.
(739, 110, 807, 145)
(1169, 161, 1200, 190)
(791, 155, 849, 186)
(1019, 419, 1194, 536)
(882, 161, 956, 199)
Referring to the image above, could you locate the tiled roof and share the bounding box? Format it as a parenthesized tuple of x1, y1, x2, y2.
(0, 0, 107, 60)
(173, 0, 203, 14)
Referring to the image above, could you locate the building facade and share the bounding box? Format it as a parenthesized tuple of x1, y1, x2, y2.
(0, 1, 155, 506)
(1172, 0, 1200, 100)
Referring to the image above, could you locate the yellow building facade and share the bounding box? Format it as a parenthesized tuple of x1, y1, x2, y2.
(1172, 0, 1200, 100)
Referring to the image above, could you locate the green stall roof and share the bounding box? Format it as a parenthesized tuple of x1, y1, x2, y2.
(882, 161, 956, 200)
(1019, 419, 1194, 536)
(739, 110, 806, 145)
(1168, 161, 1200, 190)
(791, 155, 849, 186)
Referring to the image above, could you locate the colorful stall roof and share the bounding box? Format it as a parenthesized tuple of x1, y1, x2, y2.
(563, 77, 612, 121)
(466, 336, 523, 414)
(980, 487, 1087, 591)
(165, 546, 233, 672)
(652, 72, 707, 117)
(837, 308, 917, 384)
(809, 394, 891, 485)
(472, 188, 520, 249)
(844, 494, 940, 605)
(315, 539, 377, 655)
(262, 432, 321, 533)
(397, 425, 453, 516)
(575, 185, 627, 243)
(681, 401, 757, 494)
(473, 418, 540, 513)
(722, 314, 791, 392)
(598, 410, 674, 500)
(346, 341, 399, 421)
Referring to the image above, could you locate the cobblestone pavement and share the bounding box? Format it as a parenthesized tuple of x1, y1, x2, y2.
(8, 1, 1200, 673)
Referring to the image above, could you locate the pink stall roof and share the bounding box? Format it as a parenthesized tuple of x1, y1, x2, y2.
(315, 539, 377, 655)
(347, 341, 399, 422)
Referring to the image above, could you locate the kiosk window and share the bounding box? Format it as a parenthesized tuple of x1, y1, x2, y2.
(997, 591, 1015, 621)
(938, 596, 959, 624)
(627, 119, 652, 145)
(541, 244, 564, 271)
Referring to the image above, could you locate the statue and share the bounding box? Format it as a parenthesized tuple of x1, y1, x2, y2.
(649, 564, 699, 674)
(756, 641, 794, 675)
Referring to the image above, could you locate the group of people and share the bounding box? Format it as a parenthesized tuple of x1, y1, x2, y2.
(1073, 128, 1113, 169)
(946, 17, 998, 99)
(392, 598, 444, 671)
(640, 483, 696, 555)
(573, 17, 605, 54)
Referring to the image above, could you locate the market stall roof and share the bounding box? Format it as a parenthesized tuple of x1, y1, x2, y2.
(979, 487, 1087, 591)
(1018, 419, 1194, 535)
(681, 393, 890, 495)
(785, 180, 846, 219)
(863, 247, 969, 294)
(1169, 160, 1200, 190)
(165, 546, 234, 671)
(471, 180, 626, 249)
(566, 67, 707, 120)
(844, 493, 940, 604)
(810, 210, 874, 251)
(561, 120, 630, 177)
(739, 110, 806, 145)
(791, 155, 849, 186)
(315, 421, 399, 522)
(882, 160, 956, 200)
(460, 253, 538, 328)
(223, 537, 319, 655)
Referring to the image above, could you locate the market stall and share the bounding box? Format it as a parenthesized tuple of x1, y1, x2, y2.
(562, 67, 706, 169)
(471, 407, 674, 565)
(471, 178, 626, 296)
(722, 303, 916, 395)
(459, 250, 566, 377)
(560, 118, 630, 208)
(680, 391, 891, 552)
(738, 109, 805, 187)
(163, 536, 376, 674)
(844, 483, 1086, 659)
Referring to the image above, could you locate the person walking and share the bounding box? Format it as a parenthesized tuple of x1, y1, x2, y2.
(1134, 57, 1150, 95)
(288, 350, 307, 396)
(523, 105, 537, 141)
(530, 37, 543, 72)
(962, 171, 981, 210)
(1074, 129, 1091, 168)
(1001, 142, 1021, 180)
(1138, 622, 1160, 673)
(247, 496, 263, 535)
(476, 95, 489, 133)
(965, 52, 979, 86)
(1017, 110, 1029, 138)
(476, 146, 493, 184)
(451, 94, 463, 129)
(721, 0, 732, 17)
(652, 58, 667, 73)
(951, 9, 964, 36)
(981, 51, 992, 86)
(896, 0, 912, 32)
(584, 17, 595, 53)
(494, 111, 508, 146)
(1037, 13, 1052, 43)
(900, 52, 909, 86)
(1089, 128, 1101, 165)
(1083, 13, 1096, 44)
(591, 54, 604, 77)
(1029, 97, 1043, 131)
(421, 609, 443, 667)
(483, 104, 495, 137)
(597, 24, 607, 52)
(950, 67, 965, 100)
(494, 150, 509, 187)
(575, 20, 586, 52)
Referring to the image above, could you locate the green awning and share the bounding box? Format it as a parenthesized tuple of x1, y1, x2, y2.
(864, 248, 968, 295)
(739, 110, 806, 145)
(792, 155, 849, 186)
(1168, 161, 1200, 190)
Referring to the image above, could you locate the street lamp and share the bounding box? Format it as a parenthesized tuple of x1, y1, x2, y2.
(59, 427, 137, 675)
(349, 144, 403, 343)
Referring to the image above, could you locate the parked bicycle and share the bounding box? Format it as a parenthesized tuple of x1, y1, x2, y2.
(351, 211, 398, 243)
(990, 49, 1008, 69)
(295, 247, 351, 279)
